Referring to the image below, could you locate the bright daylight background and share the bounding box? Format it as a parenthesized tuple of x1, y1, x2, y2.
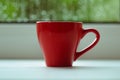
(0, 0, 120, 60)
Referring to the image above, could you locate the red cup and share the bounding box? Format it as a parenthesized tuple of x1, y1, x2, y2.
(36, 21, 100, 67)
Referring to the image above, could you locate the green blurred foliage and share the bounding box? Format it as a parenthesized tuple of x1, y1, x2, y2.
(0, 0, 119, 22)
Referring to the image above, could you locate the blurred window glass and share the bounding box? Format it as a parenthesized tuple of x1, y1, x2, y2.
(0, 0, 120, 22)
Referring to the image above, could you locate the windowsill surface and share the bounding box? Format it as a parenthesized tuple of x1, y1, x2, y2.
(0, 60, 120, 80)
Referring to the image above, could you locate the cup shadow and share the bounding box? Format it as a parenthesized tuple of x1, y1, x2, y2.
(46, 65, 111, 70)
(72, 66, 103, 69)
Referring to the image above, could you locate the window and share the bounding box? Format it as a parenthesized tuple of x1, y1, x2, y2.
(0, 0, 120, 23)
(0, 0, 120, 60)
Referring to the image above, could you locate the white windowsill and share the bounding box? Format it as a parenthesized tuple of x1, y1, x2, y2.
(0, 60, 120, 80)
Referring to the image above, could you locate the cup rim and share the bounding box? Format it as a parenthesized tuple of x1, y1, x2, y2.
(36, 21, 83, 24)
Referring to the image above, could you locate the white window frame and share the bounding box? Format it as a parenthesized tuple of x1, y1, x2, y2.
(0, 23, 120, 59)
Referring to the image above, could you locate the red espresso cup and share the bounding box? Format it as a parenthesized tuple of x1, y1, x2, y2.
(36, 21, 100, 67)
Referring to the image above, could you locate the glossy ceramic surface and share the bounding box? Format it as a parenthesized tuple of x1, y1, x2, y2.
(36, 21, 100, 67)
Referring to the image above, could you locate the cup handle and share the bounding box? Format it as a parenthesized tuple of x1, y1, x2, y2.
(74, 29, 100, 61)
